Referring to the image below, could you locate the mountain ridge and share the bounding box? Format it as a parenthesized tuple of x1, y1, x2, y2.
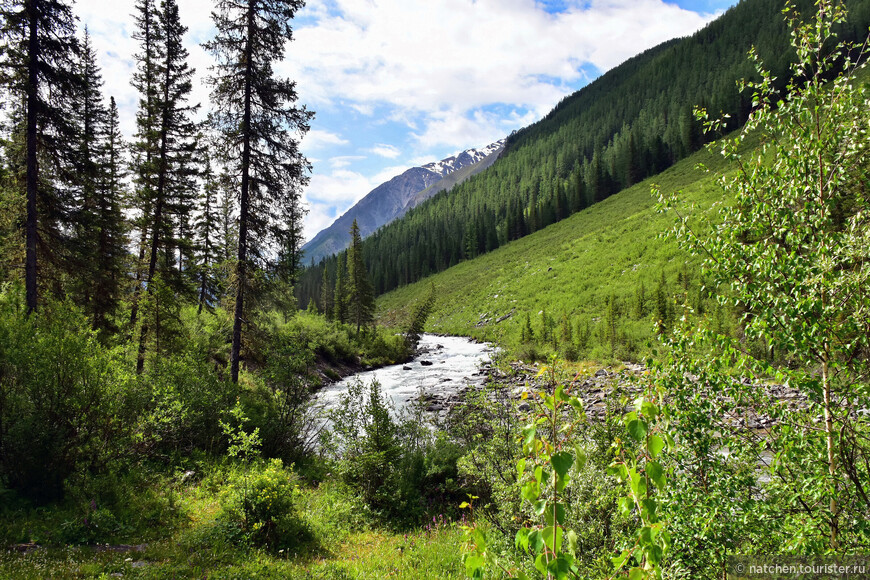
(302, 139, 505, 265)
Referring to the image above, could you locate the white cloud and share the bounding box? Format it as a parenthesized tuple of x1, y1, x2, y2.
(281, 0, 719, 152)
(304, 169, 372, 205)
(412, 108, 508, 150)
(329, 155, 367, 169)
(368, 144, 401, 158)
(303, 129, 350, 149)
(350, 103, 375, 116)
(302, 168, 376, 240)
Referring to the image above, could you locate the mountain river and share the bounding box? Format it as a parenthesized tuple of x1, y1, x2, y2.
(315, 334, 495, 414)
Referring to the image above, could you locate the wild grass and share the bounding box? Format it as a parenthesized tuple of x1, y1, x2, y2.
(0, 461, 465, 579)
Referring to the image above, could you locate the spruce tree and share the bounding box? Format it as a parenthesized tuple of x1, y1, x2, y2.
(333, 254, 348, 324)
(134, 0, 200, 371)
(68, 31, 127, 334)
(146, 0, 198, 296)
(195, 146, 221, 313)
(205, 0, 312, 382)
(319, 266, 332, 320)
(92, 97, 128, 333)
(1, 0, 80, 312)
(346, 219, 374, 336)
(129, 0, 161, 329)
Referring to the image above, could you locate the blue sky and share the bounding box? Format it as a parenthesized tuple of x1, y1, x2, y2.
(75, 0, 737, 242)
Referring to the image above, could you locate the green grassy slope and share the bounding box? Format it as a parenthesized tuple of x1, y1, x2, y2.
(377, 143, 731, 360)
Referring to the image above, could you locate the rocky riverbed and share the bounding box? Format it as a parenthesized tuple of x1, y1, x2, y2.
(317, 334, 812, 432)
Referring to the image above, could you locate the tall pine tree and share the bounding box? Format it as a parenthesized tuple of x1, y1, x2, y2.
(68, 32, 128, 333)
(333, 254, 348, 323)
(129, 0, 161, 329)
(1, 0, 80, 312)
(205, 0, 312, 382)
(195, 145, 221, 314)
(134, 0, 200, 372)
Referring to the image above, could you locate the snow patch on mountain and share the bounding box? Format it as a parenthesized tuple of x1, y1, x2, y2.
(301, 138, 506, 265)
(422, 139, 506, 177)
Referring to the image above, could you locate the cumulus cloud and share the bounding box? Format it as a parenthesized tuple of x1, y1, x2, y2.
(287, 0, 715, 113)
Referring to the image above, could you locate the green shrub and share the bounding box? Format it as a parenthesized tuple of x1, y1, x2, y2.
(0, 289, 136, 502)
(251, 326, 320, 463)
(330, 380, 401, 512)
(134, 354, 238, 460)
(217, 459, 310, 550)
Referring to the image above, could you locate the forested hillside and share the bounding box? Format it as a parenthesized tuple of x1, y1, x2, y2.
(297, 0, 870, 307)
(375, 142, 729, 363)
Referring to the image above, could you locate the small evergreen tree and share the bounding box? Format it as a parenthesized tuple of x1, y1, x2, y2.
(346, 219, 374, 336)
(520, 312, 534, 343)
(319, 266, 332, 319)
(333, 254, 348, 324)
(195, 146, 221, 313)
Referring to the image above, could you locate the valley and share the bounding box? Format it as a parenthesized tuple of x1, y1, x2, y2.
(1, 0, 869, 577)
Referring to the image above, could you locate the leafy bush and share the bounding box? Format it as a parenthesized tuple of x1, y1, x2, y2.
(134, 353, 238, 460)
(0, 289, 136, 502)
(249, 326, 321, 463)
(217, 459, 310, 550)
(327, 379, 465, 525)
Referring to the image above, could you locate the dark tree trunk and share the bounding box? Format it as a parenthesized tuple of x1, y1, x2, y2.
(230, 1, 255, 383)
(136, 59, 172, 374)
(25, 1, 40, 314)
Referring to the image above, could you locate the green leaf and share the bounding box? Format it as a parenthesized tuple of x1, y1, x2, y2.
(642, 498, 658, 522)
(521, 480, 541, 502)
(618, 496, 633, 517)
(535, 552, 548, 575)
(472, 527, 487, 550)
(612, 549, 630, 569)
(516, 458, 526, 480)
(463, 553, 484, 575)
(568, 397, 585, 414)
(641, 400, 658, 419)
(548, 555, 574, 579)
(639, 526, 652, 545)
(551, 451, 574, 478)
(522, 425, 536, 451)
(515, 527, 530, 552)
(648, 435, 665, 458)
(627, 419, 648, 442)
(528, 529, 545, 553)
(544, 502, 566, 526)
(647, 461, 666, 491)
(566, 529, 578, 556)
(628, 567, 646, 580)
(555, 471, 570, 493)
(574, 446, 587, 471)
(542, 525, 564, 553)
(648, 544, 664, 566)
